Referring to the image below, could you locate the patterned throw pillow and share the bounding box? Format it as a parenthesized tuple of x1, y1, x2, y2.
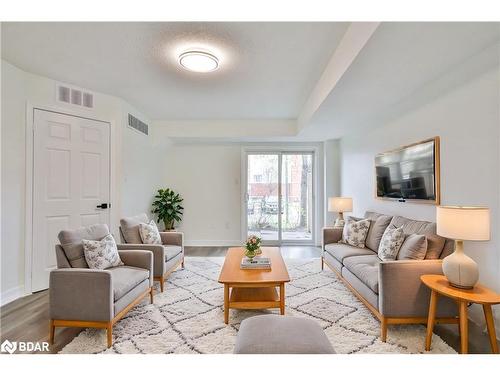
(340, 217, 371, 248)
(139, 220, 162, 244)
(378, 225, 405, 261)
(82, 234, 123, 269)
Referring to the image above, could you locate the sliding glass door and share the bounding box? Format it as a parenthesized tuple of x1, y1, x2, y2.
(246, 151, 314, 244)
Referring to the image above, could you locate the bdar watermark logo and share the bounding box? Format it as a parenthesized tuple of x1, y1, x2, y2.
(1, 340, 17, 354)
(1, 339, 49, 353)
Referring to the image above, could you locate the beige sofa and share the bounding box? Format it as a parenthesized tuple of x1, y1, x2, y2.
(322, 211, 458, 342)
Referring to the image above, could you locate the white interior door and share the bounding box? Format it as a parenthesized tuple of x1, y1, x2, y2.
(32, 109, 110, 292)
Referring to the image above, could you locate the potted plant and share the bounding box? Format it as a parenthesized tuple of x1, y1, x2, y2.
(245, 235, 262, 260)
(152, 188, 184, 231)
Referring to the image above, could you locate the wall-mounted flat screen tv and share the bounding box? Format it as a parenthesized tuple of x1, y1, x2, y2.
(375, 137, 440, 204)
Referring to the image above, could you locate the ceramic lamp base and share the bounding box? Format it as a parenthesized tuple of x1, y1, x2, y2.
(442, 240, 479, 289)
(333, 212, 345, 228)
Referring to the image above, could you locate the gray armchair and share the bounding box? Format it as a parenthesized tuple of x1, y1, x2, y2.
(49, 224, 154, 348)
(119, 213, 185, 292)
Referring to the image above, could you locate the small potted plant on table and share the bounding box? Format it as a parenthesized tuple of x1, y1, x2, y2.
(245, 235, 262, 260)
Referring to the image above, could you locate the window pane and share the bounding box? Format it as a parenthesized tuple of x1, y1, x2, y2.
(247, 154, 279, 241)
(281, 154, 313, 241)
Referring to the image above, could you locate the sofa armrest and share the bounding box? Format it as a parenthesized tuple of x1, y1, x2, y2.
(322, 227, 343, 249)
(49, 269, 113, 322)
(118, 250, 154, 287)
(117, 244, 165, 277)
(160, 231, 184, 247)
(379, 260, 458, 318)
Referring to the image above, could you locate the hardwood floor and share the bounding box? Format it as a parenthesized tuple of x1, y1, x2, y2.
(1, 245, 497, 354)
(0, 288, 80, 354)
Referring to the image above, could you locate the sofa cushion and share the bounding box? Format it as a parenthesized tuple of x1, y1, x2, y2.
(109, 266, 149, 301)
(364, 212, 393, 251)
(58, 224, 110, 268)
(324, 243, 375, 264)
(397, 234, 428, 260)
(234, 315, 335, 354)
(340, 217, 371, 248)
(343, 255, 380, 293)
(389, 216, 446, 259)
(120, 213, 149, 244)
(377, 225, 405, 261)
(164, 245, 182, 262)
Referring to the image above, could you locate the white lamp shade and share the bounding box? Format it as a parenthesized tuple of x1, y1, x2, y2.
(328, 197, 353, 213)
(436, 206, 490, 241)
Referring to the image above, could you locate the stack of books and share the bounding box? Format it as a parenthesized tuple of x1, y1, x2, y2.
(240, 257, 271, 270)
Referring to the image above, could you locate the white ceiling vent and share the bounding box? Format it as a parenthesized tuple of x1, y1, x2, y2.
(128, 114, 149, 136)
(56, 83, 94, 109)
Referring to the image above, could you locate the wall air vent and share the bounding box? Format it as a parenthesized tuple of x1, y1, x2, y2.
(128, 114, 149, 136)
(56, 83, 94, 109)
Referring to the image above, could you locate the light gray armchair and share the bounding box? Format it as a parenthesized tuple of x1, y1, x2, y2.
(119, 213, 185, 292)
(49, 224, 154, 348)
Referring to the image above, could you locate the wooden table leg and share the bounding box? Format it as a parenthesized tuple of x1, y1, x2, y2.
(425, 290, 439, 351)
(483, 304, 499, 354)
(459, 301, 469, 354)
(224, 284, 229, 324)
(279, 283, 285, 315)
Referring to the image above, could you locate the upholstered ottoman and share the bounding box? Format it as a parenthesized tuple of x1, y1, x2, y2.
(234, 315, 335, 354)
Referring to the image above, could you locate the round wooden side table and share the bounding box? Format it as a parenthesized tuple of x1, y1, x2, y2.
(421, 274, 500, 354)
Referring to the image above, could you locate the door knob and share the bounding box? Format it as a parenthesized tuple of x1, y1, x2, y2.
(96, 203, 108, 209)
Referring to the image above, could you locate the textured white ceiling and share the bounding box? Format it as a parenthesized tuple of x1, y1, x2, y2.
(1, 22, 348, 120)
(2, 22, 499, 141)
(301, 22, 500, 139)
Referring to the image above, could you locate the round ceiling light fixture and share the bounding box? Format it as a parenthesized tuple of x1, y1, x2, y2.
(178, 50, 219, 73)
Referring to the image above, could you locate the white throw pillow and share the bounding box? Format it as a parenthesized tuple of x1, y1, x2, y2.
(82, 234, 123, 269)
(340, 217, 371, 248)
(139, 220, 162, 244)
(378, 225, 405, 261)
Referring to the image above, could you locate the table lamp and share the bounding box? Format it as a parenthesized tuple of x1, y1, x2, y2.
(328, 197, 353, 228)
(436, 206, 490, 289)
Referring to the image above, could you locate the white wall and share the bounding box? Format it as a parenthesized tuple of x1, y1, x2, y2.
(164, 143, 242, 246)
(339, 68, 500, 333)
(1, 60, 165, 304)
(163, 141, 325, 247)
(1, 60, 28, 303)
(323, 139, 341, 227)
(120, 103, 168, 218)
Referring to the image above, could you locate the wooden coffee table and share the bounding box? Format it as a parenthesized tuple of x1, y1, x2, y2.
(218, 247, 290, 324)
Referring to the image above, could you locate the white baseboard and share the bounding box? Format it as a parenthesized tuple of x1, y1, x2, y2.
(0, 285, 26, 306)
(185, 240, 322, 247)
(185, 240, 242, 247)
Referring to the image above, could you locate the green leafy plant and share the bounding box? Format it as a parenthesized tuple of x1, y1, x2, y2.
(152, 188, 184, 230)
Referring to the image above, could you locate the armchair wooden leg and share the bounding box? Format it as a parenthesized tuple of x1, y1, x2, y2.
(160, 277, 165, 293)
(380, 317, 388, 342)
(181, 257, 185, 269)
(106, 323, 113, 348)
(150, 287, 154, 304)
(321, 257, 324, 270)
(49, 319, 55, 345)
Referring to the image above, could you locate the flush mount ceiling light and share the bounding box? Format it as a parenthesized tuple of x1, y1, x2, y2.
(178, 50, 219, 73)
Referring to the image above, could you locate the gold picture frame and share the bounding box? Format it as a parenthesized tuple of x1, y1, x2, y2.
(374, 136, 440, 205)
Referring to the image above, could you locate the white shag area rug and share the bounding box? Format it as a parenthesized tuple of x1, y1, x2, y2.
(60, 257, 456, 354)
